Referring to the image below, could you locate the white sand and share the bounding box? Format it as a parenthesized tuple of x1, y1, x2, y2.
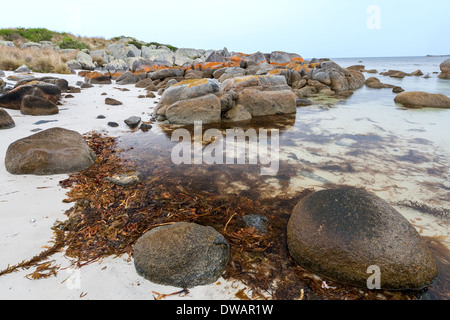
(0, 71, 241, 300)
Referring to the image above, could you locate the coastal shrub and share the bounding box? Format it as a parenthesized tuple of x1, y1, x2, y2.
(58, 37, 90, 50)
(128, 40, 143, 49)
(147, 41, 178, 52)
(0, 28, 54, 42)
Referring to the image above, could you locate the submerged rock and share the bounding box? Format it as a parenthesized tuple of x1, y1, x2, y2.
(5, 127, 96, 175)
(394, 91, 450, 108)
(365, 77, 395, 89)
(105, 172, 140, 187)
(287, 187, 439, 290)
(133, 222, 230, 288)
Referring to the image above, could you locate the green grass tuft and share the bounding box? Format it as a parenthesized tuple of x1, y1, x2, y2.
(58, 36, 90, 50)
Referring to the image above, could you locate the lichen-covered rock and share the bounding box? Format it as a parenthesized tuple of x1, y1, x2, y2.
(85, 72, 112, 85)
(287, 187, 439, 290)
(270, 51, 303, 66)
(5, 127, 96, 175)
(133, 222, 230, 288)
(394, 91, 450, 108)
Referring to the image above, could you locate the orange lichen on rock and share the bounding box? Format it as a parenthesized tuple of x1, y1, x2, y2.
(309, 62, 320, 69)
(233, 75, 259, 84)
(270, 62, 289, 67)
(172, 78, 208, 88)
(133, 69, 148, 76)
(135, 65, 153, 73)
(230, 56, 243, 64)
(84, 71, 102, 80)
(110, 72, 124, 80)
(78, 71, 89, 77)
(286, 61, 303, 72)
(291, 56, 304, 63)
(268, 69, 283, 75)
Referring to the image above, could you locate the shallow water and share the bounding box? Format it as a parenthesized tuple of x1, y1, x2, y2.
(116, 56, 450, 299)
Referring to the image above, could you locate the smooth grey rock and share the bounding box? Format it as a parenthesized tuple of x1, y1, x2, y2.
(133, 222, 230, 288)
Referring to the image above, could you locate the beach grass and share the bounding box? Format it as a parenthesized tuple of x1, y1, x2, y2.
(0, 46, 75, 74)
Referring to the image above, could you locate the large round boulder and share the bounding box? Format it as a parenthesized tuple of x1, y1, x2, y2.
(287, 187, 439, 290)
(5, 127, 96, 175)
(394, 91, 450, 108)
(133, 222, 230, 288)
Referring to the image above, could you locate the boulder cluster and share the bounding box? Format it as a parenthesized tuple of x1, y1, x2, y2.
(72, 48, 366, 125)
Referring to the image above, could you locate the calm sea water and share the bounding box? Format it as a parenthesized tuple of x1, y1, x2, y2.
(117, 56, 450, 299)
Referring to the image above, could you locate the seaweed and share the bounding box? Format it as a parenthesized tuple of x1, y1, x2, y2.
(397, 200, 450, 219)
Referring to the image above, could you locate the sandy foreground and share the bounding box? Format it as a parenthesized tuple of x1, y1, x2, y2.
(0, 70, 241, 300)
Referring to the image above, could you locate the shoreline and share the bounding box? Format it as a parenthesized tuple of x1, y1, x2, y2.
(1, 63, 449, 299)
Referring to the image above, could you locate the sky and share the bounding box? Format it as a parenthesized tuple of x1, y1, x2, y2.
(1, 0, 449, 58)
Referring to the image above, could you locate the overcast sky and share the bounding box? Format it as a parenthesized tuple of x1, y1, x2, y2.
(2, 0, 449, 58)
